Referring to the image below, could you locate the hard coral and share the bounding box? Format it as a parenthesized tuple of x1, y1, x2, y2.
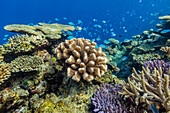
(91, 84, 141, 113)
(0, 63, 11, 85)
(144, 60, 170, 75)
(4, 23, 82, 40)
(10, 55, 44, 72)
(53, 38, 108, 82)
(2, 34, 49, 54)
(120, 66, 170, 112)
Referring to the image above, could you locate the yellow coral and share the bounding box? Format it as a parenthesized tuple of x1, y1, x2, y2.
(54, 38, 108, 82)
(120, 67, 170, 112)
(0, 63, 11, 85)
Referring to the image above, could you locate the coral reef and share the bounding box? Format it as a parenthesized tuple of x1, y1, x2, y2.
(91, 83, 146, 113)
(144, 59, 170, 75)
(10, 55, 44, 72)
(161, 46, 170, 59)
(0, 63, 11, 85)
(53, 38, 108, 82)
(120, 66, 170, 112)
(2, 34, 49, 54)
(4, 23, 82, 40)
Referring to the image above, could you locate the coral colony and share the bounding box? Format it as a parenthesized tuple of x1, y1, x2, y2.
(0, 15, 169, 113)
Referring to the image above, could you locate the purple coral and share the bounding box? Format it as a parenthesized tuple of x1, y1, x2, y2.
(91, 83, 138, 113)
(144, 60, 170, 75)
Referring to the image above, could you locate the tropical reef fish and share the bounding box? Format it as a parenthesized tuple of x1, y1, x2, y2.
(91, 39, 95, 42)
(55, 18, 59, 21)
(78, 20, 82, 24)
(66, 31, 73, 35)
(99, 44, 107, 48)
(68, 22, 75, 26)
(104, 40, 111, 44)
(3, 38, 7, 40)
(67, 36, 75, 40)
(96, 37, 101, 41)
(160, 29, 170, 34)
(151, 104, 159, 113)
(4, 34, 9, 37)
(63, 17, 67, 20)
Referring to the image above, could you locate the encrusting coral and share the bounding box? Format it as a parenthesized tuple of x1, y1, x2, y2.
(0, 63, 11, 85)
(119, 66, 170, 112)
(10, 55, 44, 72)
(53, 38, 108, 82)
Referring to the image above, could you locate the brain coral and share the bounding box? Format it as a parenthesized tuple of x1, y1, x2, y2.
(10, 55, 44, 72)
(53, 38, 108, 82)
(0, 63, 11, 85)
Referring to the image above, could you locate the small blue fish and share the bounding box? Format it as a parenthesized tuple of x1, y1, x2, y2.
(104, 40, 111, 44)
(91, 39, 95, 42)
(97, 25, 102, 28)
(3, 38, 7, 40)
(68, 22, 75, 26)
(55, 18, 59, 21)
(93, 24, 98, 27)
(67, 36, 75, 40)
(96, 37, 101, 41)
(78, 20, 82, 24)
(95, 45, 99, 49)
(122, 56, 128, 61)
(151, 104, 159, 113)
(66, 31, 73, 35)
(63, 17, 67, 20)
(74, 26, 79, 30)
(160, 29, 170, 34)
(4, 34, 9, 37)
(99, 44, 107, 48)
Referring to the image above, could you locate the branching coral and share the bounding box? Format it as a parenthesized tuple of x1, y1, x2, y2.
(161, 46, 170, 58)
(144, 60, 170, 75)
(120, 66, 170, 112)
(91, 84, 144, 113)
(10, 55, 44, 72)
(53, 38, 108, 82)
(2, 34, 49, 54)
(0, 63, 11, 85)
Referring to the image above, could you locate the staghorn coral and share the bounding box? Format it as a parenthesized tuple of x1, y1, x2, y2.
(120, 66, 170, 112)
(53, 38, 108, 82)
(10, 55, 44, 72)
(0, 63, 11, 85)
(161, 46, 170, 59)
(2, 34, 49, 54)
(91, 83, 146, 113)
(144, 60, 170, 75)
(4, 23, 82, 40)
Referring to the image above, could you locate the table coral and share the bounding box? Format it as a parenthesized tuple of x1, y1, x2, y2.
(0, 63, 11, 85)
(120, 66, 170, 112)
(53, 38, 108, 82)
(4, 23, 82, 40)
(10, 55, 44, 72)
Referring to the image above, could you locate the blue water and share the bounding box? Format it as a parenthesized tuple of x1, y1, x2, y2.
(0, 0, 170, 45)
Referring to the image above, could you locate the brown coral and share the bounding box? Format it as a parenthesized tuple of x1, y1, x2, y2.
(2, 34, 49, 54)
(10, 55, 44, 72)
(120, 67, 170, 112)
(161, 46, 170, 58)
(158, 15, 170, 20)
(53, 38, 108, 82)
(0, 63, 11, 85)
(4, 23, 82, 40)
